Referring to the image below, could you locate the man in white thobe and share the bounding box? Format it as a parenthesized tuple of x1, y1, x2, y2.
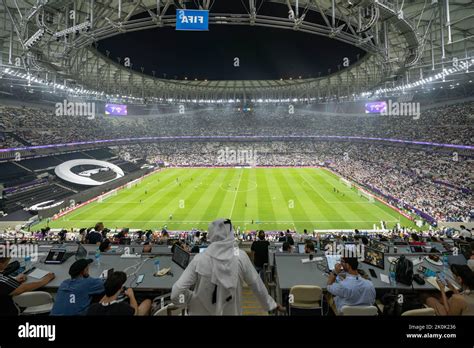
(171, 218, 282, 315)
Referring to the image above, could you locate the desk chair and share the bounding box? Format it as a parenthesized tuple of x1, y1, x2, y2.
(152, 293, 186, 316)
(401, 307, 436, 316)
(13, 291, 54, 315)
(339, 305, 378, 316)
(289, 285, 323, 315)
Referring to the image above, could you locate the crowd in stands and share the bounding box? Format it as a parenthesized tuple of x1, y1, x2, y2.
(0, 101, 472, 149)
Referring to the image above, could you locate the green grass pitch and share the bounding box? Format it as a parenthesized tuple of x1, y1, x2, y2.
(41, 167, 417, 232)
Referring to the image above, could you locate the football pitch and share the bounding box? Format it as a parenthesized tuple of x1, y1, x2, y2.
(42, 167, 417, 232)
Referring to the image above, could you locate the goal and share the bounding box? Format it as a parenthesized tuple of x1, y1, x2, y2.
(339, 177, 352, 189)
(358, 188, 375, 202)
(97, 189, 118, 203)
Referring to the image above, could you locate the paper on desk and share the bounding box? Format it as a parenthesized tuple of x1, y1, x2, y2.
(28, 268, 49, 279)
(380, 273, 390, 284)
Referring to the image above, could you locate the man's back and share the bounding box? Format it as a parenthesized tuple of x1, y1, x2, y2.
(87, 231, 102, 244)
(328, 274, 376, 313)
(51, 277, 104, 315)
(251, 240, 270, 267)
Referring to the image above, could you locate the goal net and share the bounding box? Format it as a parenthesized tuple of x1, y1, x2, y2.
(358, 188, 375, 202)
(339, 177, 352, 189)
(97, 189, 118, 203)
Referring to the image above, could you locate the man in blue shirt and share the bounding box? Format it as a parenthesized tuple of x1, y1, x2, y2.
(326, 257, 376, 314)
(51, 259, 104, 316)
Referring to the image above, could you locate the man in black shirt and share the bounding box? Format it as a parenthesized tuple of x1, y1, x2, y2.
(0, 257, 55, 315)
(87, 271, 151, 316)
(251, 230, 270, 281)
(86, 222, 104, 245)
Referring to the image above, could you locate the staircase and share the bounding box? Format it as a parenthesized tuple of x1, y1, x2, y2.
(241, 285, 269, 316)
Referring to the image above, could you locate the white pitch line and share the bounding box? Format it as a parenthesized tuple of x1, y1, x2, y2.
(59, 219, 399, 223)
(229, 170, 244, 219)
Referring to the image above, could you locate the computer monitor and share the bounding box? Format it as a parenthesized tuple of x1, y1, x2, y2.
(370, 240, 390, 253)
(172, 245, 191, 269)
(297, 243, 306, 254)
(363, 247, 385, 270)
(44, 248, 67, 264)
(75, 243, 87, 260)
(410, 245, 423, 253)
(326, 255, 341, 271)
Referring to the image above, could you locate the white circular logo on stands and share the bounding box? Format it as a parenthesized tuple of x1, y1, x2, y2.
(54, 159, 124, 186)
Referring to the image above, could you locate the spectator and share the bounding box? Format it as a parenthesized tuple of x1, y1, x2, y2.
(86, 223, 104, 245)
(51, 259, 104, 315)
(326, 257, 376, 314)
(87, 271, 151, 316)
(171, 218, 284, 315)
(0, 257, 55, 315)
(142, 242, 152, 253)
(304, 241, 316, 254)
(282, 242, 292, 253)
(459, 226, 472, 239)
(99, 239, 112, 253)
(250, 230, 270, 280)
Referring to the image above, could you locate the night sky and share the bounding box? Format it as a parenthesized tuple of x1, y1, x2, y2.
(97, 1, 365, 80)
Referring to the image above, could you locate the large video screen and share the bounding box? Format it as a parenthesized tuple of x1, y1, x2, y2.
(105, 103, 128, 116)
(365, 101, 387, 114)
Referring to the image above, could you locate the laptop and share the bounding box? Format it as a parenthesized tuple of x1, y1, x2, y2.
(75, 243, 88, 260)
(326, 255, 341, 271)
(172, 245, 191, 269)
(44, 248, 74, 264)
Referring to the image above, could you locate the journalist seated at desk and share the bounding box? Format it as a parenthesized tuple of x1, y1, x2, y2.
(425, 264, 474, 316)
(326, 257, 376, 314)
(51, 259, 105, 316)
(87, 271, 151, 316)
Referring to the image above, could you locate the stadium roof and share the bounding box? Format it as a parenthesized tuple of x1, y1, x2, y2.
(0, 0, 472, 100)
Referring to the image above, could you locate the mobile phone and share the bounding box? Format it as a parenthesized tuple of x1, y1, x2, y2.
(437, 272, 447, 285)
(369, 268, 377, 278)
(136, 274, 144, 284)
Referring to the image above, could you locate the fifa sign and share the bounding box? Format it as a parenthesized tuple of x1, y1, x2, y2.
(176, 10, 209, 31)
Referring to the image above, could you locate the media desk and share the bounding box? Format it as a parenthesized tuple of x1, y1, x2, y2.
(274, 252, 457, 304)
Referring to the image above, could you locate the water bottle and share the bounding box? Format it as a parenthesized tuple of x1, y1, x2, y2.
(95, 248, 101, 267)
(24, 256, 32, 272)
(154, 259, 160, 274)
(389, 263, 396, 286)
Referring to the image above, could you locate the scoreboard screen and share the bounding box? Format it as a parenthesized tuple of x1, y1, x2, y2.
(105, 104, 128, 116)
(365, 101, 387, 114)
